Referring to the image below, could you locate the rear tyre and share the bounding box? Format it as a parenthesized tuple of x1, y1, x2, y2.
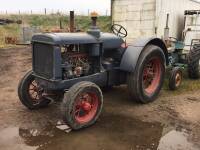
(18, 71, 51, 110)
(188, 61, 200, 79)
(188, 44, 200, 79)
(169, 67, 183, 91)
(127, 45, 165, 103)
(61, 81, 103, 130)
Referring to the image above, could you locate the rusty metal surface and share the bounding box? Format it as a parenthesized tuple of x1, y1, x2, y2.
(5, 37, 18, 44)
(0, 19, 22, 25)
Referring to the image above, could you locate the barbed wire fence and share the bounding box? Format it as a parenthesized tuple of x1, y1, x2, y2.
(0, 8, 110, 16)
(0, 8, 111, 44)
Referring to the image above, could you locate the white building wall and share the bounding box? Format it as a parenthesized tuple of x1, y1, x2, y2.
(112, 0, 156, 42)
(112, 0, 200, 42)
(156, 0, 200, 40)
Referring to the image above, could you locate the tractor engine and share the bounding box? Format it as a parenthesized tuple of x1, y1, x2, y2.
(61, 45, 91, 79)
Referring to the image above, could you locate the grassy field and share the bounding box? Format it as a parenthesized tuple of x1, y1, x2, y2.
(0, 14, 111, 48)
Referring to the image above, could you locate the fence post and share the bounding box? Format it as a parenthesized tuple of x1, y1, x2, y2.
(70, 11, 75, 32)
(60, 18, 63, 29)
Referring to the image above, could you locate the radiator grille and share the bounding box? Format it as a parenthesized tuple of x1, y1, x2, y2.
(33, 43, 54, 79)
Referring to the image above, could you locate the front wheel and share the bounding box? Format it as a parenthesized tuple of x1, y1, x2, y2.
(61, 81, 103, 130)
(169, 67, 183, 91)
(18, 71, 51, 109)
(127, 45, 165, 103)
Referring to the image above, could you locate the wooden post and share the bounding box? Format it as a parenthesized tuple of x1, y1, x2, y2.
(70, 11, 75, 32)
(60, 18, 63, 29)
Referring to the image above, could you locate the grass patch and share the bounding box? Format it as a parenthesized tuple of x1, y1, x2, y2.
(162, 69, 200, 96)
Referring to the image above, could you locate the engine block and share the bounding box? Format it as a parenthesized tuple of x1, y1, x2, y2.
(62, 51, 90, 79)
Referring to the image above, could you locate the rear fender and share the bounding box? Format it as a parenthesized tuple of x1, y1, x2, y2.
(120, 37, 168, 72)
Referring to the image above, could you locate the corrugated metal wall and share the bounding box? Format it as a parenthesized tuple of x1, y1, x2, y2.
(112, 0, 200, 42)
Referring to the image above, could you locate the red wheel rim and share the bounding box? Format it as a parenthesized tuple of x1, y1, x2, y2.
(28, 80, 42, 104)
(74, 92, 99, 124)
(175, 72, 182, 87)
(142, 57, 162, 95)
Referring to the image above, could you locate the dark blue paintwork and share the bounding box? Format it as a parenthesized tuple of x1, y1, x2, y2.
(32, 32, 124, 50)
(31, 32, 168, 90)
(120, 37, 168, 72)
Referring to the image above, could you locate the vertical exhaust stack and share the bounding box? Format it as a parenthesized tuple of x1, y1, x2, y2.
(87, 12, 101, 38)
(91, 12, 98, 27)
(164, 13, 170, 42)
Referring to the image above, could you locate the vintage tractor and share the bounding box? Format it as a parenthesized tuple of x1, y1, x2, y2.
(18, 13, 168, 130)
(166, 10, 200, 90)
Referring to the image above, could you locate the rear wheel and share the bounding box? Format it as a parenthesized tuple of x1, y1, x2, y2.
(18, 71, 50, 109)
(61, 81, 103, 130)
(188, 44, 200, 79)
(127, 45, 165, 103)
(188, 60, 200, 79)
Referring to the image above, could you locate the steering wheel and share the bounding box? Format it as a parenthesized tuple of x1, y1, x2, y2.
(111, 24, 127, 38)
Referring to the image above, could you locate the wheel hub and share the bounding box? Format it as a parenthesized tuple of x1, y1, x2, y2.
(175, 73, 182, 87)
(74, 92, 99, 124)
(143, 58, 161, 95)
(81, 101, 92, 112)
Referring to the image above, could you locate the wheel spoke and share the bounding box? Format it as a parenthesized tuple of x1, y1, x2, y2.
(31, 82, 37, 87)
(29, 90, 35, 95)
(75, 108, 81, 116)
(34, 93, 38, 100)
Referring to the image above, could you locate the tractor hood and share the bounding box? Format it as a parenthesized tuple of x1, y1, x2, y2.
(32, 32, 124, 49)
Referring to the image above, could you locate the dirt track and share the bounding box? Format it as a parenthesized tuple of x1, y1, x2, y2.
(0, 47, 200, 150)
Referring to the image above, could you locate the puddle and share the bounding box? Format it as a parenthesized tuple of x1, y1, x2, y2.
(158, 130, 199, 150)
(0, 127, 37, 150)
(0, 114, 199, 150)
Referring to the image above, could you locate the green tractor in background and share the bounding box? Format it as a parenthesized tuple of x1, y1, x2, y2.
(166, 10, 200, 90)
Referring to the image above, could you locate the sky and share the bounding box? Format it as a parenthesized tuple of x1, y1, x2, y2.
(0, 0, 111, 15)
